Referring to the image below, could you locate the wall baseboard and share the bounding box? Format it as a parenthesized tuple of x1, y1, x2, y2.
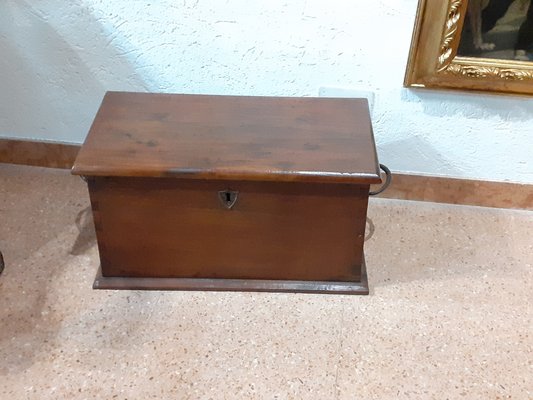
(376, 173, 532, 211)
(1, 138, 531, 210)
(0, 138, 79, 169)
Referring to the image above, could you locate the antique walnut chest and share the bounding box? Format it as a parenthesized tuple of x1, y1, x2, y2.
(72, 92, 381, 294)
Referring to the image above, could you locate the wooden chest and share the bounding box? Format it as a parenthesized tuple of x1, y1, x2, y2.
(72, 92, 381, 294)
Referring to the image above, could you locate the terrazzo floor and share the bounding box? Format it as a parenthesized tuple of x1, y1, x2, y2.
(0, 164, 531, 399)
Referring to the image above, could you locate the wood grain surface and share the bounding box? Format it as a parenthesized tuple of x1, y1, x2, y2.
(89, 177, 369, 282)
(0, 138, 79, 168)
(72, 92, 381, 184)
(92, 262, 369, 295)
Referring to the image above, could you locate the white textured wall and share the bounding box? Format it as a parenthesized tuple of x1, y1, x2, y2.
(1, 0, 532, 183)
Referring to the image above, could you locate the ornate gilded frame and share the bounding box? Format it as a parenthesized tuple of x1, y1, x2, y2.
(404, 0, 533, 95)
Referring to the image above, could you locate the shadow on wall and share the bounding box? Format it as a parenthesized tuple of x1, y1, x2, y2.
(377, 135, 462, 177)
(401, 87, 533, 122)
(0, 1, 149, 143)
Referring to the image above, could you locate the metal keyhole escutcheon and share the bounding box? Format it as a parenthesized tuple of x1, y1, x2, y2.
(218, 190, 238, 210)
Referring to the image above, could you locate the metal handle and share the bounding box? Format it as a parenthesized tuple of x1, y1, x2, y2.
(369, 164, 392, 196)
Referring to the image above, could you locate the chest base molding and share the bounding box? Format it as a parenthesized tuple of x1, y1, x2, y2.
(92, 257, 369, 295)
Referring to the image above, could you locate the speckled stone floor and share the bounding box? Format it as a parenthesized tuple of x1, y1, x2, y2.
(0, 164, 531, 400)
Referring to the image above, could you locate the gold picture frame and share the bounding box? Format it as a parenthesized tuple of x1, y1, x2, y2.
(405, 0, 533, 95)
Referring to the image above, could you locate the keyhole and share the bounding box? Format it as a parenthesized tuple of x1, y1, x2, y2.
(218, 190, 238, 210)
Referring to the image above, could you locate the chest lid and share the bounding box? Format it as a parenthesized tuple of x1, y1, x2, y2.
(72, 92, 381, 184)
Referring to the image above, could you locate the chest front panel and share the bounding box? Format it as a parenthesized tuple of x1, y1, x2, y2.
(89, 177, 369, 282)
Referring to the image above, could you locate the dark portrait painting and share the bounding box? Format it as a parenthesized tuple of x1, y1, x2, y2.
(458, 0, 533, 60)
